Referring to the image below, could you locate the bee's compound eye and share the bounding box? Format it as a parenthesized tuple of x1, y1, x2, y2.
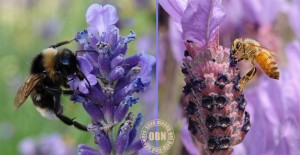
(236, 42, 241, 50)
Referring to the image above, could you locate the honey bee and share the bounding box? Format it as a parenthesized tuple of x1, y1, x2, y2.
(231, 38, 280, 89)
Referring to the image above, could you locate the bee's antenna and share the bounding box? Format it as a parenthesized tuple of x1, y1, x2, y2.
(49, 39, 75, 48)
(75, 50, 98, 57)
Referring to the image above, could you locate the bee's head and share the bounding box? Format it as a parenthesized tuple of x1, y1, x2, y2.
(56, 48, 78, 75)
(56, 49, 91, 88)
(231, 38, 243, 56)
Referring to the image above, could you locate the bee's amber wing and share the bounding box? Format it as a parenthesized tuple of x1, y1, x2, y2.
(249, 44, 279, 58)
(14, 74, 45, 108)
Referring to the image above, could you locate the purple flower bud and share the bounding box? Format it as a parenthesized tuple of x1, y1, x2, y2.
(109, 66, 125, 81)
(78, 144, 100, 155)
(114, 78, 149, 105)
(102, 97, 114, 124)
(71, 93, 104, 122)
(128, 113, 143, 146)
(111, 54, 125, 69)
(105, 27, 119, 49)
(115, 120, 133, 154)
(123, 54, 141, 71)
(98, 52, 111, 77)
(112, 31, 136, 57)
(114, 96, 138, 123)
(75, 30, 89, 45)
(95, 133, 112, 155)
(125, 140, 143, 155)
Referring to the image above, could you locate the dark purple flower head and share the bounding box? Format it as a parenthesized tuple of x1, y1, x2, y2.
(69, 3, 155, 155)
(176, 0, 250, 154)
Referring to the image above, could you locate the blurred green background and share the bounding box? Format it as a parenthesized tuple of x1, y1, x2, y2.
(0, 0, 155, 154)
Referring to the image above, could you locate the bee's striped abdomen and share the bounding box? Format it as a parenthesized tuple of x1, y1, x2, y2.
(255, 50, 280, 79)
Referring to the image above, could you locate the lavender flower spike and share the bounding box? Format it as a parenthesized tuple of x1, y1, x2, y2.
(69, 3, 155, 155)
(181, 0, 249, 154)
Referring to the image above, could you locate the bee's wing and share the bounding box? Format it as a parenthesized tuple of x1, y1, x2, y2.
(14, 74, 45, 108)
(249, 44, 279, 58)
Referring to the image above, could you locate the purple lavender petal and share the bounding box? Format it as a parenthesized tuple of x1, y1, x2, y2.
(241, 0, 284, 26)
(71, 93, 104, 122)
(114, 96, 138, 123)
(72, 73, 97, 94)
(77, 56, 94, 74)
(288, 0, 300, 39)
(40, 134, 73, 155)
(83, 102, 104, 122)
(136, 35, 154, 53)
(105, 26, 119, 50)
(19, 138, 36, 155)
(111, 54, 125, 69)
(78, 81, 89, 94)
(109, 66, 125, 81)
(78, 149, 99, 155)
(103, 97, 115, 124)
(114, 76, 131, 96)
(98, 52, 110, 77)
(123, 54, 141, 71)
(181, 119, 201, 155)
(115, 120, 132, 154)
(86, 4, 119, 34)
(68, 56, 97, 94)
(169, 18, 185, 64)
(158, 0, 187, 23)
(95, 133, 112, 155)
(114, 100, 129, 123)
(75, 30, 89, 46)
(138, 52, 156, 83)
(78, 144, 100, 155)
(88, 84, 106, 106)
(128, 113, 143, 146)
(114, 78, 149, 105)
(112, 31, 136, 57)
(181, 0, 226, 47)
(19, 134, 74, 155)
(86, 74, 98, 85)
(125, 140, 143, 155)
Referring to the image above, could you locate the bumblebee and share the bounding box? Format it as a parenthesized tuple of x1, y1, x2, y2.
(14, 39, 93, 131)
(231, 38, 280, 89)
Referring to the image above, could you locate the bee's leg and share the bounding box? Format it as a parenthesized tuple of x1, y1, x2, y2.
(62, 90, 74, 95)
(239, 66, 257, 89)
(49, 39, 74, 48)
(76, 71, 92, 89)
(236, 57, 244, 62)
(56, 113, 88, 131)
(43, 86, 62, 95)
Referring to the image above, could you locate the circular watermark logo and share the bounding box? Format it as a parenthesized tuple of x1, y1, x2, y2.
(140, 119, 175, 154)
